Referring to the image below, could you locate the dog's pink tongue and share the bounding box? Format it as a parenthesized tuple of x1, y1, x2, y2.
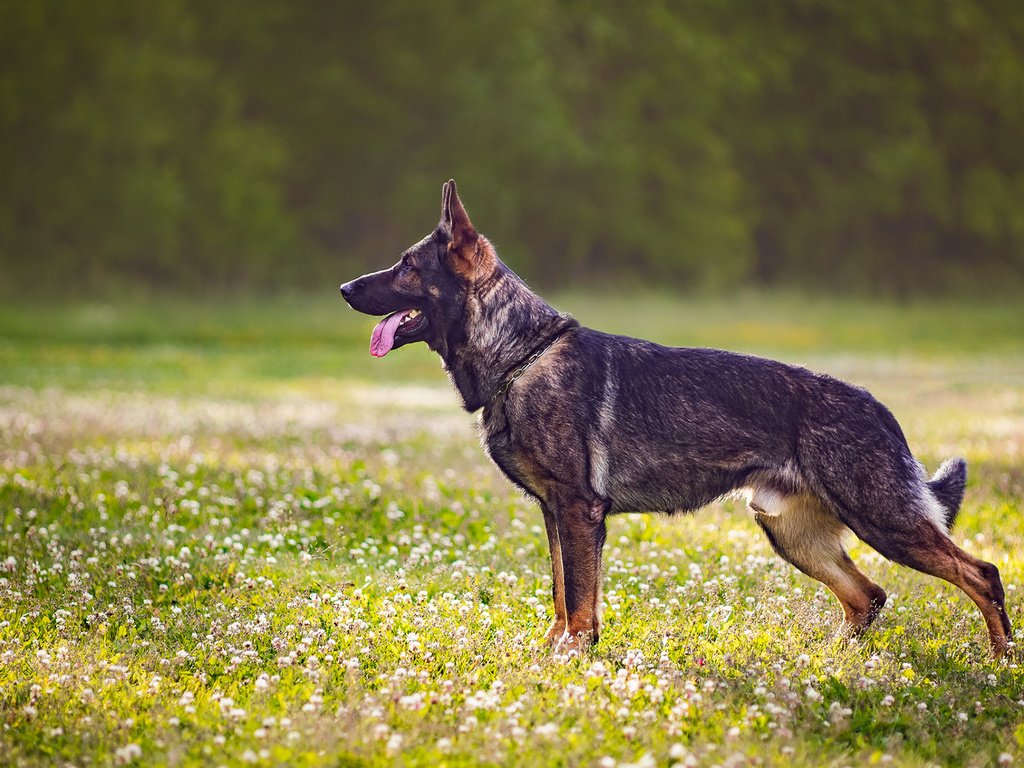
(369, 311, 407, 357)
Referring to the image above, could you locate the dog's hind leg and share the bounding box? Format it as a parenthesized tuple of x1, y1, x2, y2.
(845, 518, 1013, 656)
(754, 494, 887, 634)
(796, 393, 1012, 654)
(541, 503, 568, 645)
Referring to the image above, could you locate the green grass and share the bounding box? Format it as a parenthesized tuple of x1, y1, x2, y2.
(1, 293, 1022, 767)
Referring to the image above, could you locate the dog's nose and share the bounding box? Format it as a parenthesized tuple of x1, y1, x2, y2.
(340, 281, 355, 300)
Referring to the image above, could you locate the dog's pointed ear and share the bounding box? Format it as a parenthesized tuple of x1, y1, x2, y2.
(443, 180, 475, 241)
(440, 180, 453, 230)
(443, 179, 489, 279)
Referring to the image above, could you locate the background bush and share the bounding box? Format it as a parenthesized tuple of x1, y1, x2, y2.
(2, 0, 1022, 297)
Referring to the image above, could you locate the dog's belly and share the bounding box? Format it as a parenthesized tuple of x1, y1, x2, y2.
(601, 456, 746, 514)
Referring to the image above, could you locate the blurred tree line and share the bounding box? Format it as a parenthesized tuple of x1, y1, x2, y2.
(2, 0, 1022, 297)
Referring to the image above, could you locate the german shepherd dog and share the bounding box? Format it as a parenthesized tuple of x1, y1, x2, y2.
(340, 180, 1013, 656)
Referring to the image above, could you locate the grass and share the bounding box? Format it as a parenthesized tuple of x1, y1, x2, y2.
(1, 292, 1022, 767)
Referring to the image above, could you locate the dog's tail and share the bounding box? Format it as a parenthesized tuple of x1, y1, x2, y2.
(928, 457, 968, 531)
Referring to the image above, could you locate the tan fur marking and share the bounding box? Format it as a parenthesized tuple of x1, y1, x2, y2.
(449, 235, 497, 282)
(553, 499, 604, 647)
(542, 505, 568, 644)
(753, 493, 887, 633)
(889, 528, 1012, 656)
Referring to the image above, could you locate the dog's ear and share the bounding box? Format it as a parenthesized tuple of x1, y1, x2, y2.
(443, 179, 475, 241)
(440, 180, 453, 230)
(442, 179, 492, 279)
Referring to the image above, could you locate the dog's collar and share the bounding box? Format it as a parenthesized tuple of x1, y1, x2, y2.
(490, 320, 577, 406)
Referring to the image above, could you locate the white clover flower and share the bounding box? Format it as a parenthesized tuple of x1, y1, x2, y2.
(114, 743, 142, 765)
(534, 722, 559, 737)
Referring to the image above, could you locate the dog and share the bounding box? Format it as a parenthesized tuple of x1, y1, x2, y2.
(340, 180, 1013, 656)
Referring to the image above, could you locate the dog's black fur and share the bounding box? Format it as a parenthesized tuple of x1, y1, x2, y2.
(341, 180, 1013, 656)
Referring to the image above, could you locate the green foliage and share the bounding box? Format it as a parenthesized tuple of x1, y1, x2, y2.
(1, 1, 1023, 296)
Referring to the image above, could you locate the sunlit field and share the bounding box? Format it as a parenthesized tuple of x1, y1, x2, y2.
(1, 294, 1022, 767)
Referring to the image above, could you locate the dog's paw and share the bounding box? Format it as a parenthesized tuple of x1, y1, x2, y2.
(544, 620, 567, 646)
(553, 626, 598, 653)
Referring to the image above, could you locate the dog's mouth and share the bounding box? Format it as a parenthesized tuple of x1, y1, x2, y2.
(369, 309, 428, 357)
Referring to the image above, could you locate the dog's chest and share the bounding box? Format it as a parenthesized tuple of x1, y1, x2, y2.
(478, 405, 558, 501)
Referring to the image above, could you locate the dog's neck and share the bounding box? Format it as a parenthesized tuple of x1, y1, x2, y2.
(440, 265, 576, 412)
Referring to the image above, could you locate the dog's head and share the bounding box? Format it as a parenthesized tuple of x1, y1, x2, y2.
(340, 179, 496, 357)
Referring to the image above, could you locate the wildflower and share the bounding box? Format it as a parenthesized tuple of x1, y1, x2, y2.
(621, 754, 656, 768)
(114, 744, 142, 765)
(386, 733, 404, 753)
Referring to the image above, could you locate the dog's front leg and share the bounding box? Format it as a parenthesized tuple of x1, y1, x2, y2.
(551, 496, 607, 649)
(541, 503, 568, 645)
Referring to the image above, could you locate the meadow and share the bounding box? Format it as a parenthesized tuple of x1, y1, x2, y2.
(1, 293, 1022, 767)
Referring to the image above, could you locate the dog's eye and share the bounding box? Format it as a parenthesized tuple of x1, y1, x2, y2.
(398, 257, 413, 276)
